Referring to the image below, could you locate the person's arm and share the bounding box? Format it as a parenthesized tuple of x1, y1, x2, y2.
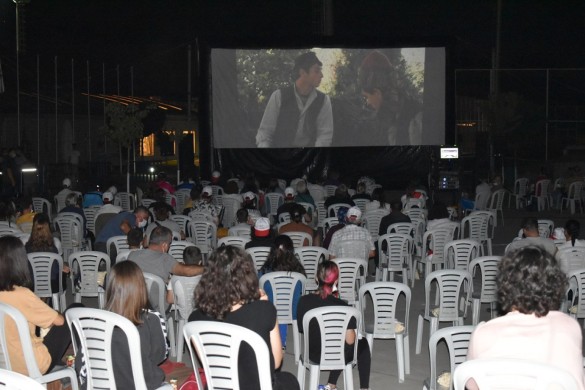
(120, 219, 132, 234)
(52, 313, 65, 326)
(269, 319, 284, 369)
(172, 262, 203, 277)
(345, 328, 356, 345)
(256, 90, 281, 148)
(314, 96, 333, 147)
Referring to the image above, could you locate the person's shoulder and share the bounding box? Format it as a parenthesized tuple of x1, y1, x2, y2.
(547, 311, 582, 330)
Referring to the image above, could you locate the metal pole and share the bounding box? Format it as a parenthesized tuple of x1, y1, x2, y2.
(545, 69, 549, 161)
(116, 64, 120, 95)
(131, 66, 136, 175)
(87, 60, 92, 161)
(71, 58, 75, 143)
(15, 2, 21, 146)
(36, 54, 40, 165)
(55, 56, 58, 163)
(103, 62, 107, 153)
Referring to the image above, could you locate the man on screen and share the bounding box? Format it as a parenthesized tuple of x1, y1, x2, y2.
(256, 51, 333, 148)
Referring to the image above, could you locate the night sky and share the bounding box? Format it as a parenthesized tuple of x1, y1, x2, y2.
(1, 0, 585, 106)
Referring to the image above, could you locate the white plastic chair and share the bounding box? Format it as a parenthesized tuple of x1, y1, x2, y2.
(323, 185, 338, 198)
(141, 198, 156, 208)
(187, 220, 217, 258)
(352, 198, 371, 214)
(418, 226, 456, 277)
(0, 368, 46, 389)
(221, 196, 241, 228)
(282, 231, 312, 248)
(143, 273, 176, 357)
(295, 246, 328, 291)
(169, 214, 192, 237)
(332, 257, 368, 306)
(322, 217, 339, 237)
(106, 235, 129, 262)
(66, 307, 172, 390)
(171, 275, 201, 363)
(567, 268, 585, 326)
(297, 306, 360, 390)
(115, 249, 132, 263)
(246, 246, 272, 272)
(217, 236, 251, 249)
(453, 358, 579, 390)
(387, 222, 415, 236)
(27, 252, 66, 312)
(168, 240, 197, 263)
(423, 325, 475, 390)
(259, 271, 306, 364)
(561, 181, 585, 215)
(54, 189, 73, 214)
(363, 208, 390, 243)
(558, 247, 585, 274)
(264, 192, 284, 221)
(532, 179, 552, 211)
(444, 239, 481, 271)
(0, 303, 79, 390)
(54, 212, 88, 260)
(416, 269, 472, 354)
(359, 282, 411, 383)
(461, 211, 494, 256)
(69, 251, 110, 309)
(183, 321, 273, 390)
(83, 205, 101, 236)
(404, 207, 426, 222)
(228, 225, 252, 239)
(307, 183, 325, 202)
(327, 202, 352, 218)
(377, 233, 414, 286)
(538, 219, 554, 238)
(316, 200, 327, 228)
(468, 256, 501, 325)
(174, 189, 191, 214)
(488, 188, 506, 226)
(31, 197, 53, 221)
(114, 192, 136, 212)
(509, 177, 529, 209)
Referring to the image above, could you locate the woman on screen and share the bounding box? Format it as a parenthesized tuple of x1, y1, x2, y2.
(358, 50, 422, 145)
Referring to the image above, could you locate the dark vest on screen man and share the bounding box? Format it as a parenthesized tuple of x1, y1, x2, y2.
(273, 86, 325, 148)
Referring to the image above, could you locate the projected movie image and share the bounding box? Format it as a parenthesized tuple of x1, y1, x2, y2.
(211, 47, 445, 148)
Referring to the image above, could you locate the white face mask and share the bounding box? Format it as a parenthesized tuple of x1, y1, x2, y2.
(137, 219, 147, 228)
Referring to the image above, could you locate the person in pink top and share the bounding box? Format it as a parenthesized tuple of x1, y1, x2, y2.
(467, 246, 585, 390)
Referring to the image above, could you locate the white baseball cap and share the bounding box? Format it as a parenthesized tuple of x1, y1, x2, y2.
(254, 217, 271, 237)
(102, 191, 114, 202)
(62, 178, 71, 187)
(347, 206, 362, 222)
(284, 187, 295, 198)
(202, 186, 213, 197)
(243, 191, 255, 201)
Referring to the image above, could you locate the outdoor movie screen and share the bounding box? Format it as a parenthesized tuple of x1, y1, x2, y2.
(211, 47, 445, 148)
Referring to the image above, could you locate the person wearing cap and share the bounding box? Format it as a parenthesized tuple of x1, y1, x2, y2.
(278, 203, 319, 246)
(256, 51, 333, 148)
(190, 186, 220, 226)
(358, 50, 422, 145)
(277, 187, 312, 224)
(242, 192, 262, 222)
(322, 206, 349, 249)
(328, 206, 375, 260)
(245, 217, 274, 249)
(55, 178, 74, 211)
(96, 190, 123, 217)
(210, 170, 224, 186)
(228, 208, 253, 237)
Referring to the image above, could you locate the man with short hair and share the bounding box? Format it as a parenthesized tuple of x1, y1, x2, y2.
(144, 204, 184, 246)
(256, 51, 333, 148)
(329, 206, 375, 259)
(95, 206, 150, 254)
(378, 200, 412, 236)
(505, 217, 557, 256)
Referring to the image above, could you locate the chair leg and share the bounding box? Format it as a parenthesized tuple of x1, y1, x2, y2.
(308, 365, 319, 390)
(293, 323, 301, 364)
(366, 334, 374, 356)
(396, 334, 405, 383)
(297, 362, 306, 390)
(415, 314, 424, 354)
(176, 320, 184, 363)
(344, 364, 354, 390)
(472, 298, 480, 325)
(404, 334, 410, 374)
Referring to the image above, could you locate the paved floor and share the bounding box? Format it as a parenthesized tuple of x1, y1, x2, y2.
(71, 205, 581, 389)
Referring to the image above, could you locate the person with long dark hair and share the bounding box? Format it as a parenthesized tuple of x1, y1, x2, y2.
(0, 236, 73, 375)
(560, 219, 585, 249)
(467, 246, 584, 389)
(188, 246, 299, 390)
(296, 261, 371, 390)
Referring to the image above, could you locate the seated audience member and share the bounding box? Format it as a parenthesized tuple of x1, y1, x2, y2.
(329, 207, 375, 259)
(245, 217, 274, 249)
(148, 188, 175, 216)
(259, 235, 306, 348)
(97, 190, 122, 215)
(365, 187, 389, 212)
(323, 206, 349, 249)
(60, 192, 88, 237)
(189, 246, 300, 390)
(241, 191, 262, 222)
(0, 236, 76, 375)
(95, 206, 149, 254)
(15, 196, 36, 232)
(127, 227, 144, 249)
(229, 208, 253, 236)
(189, 186, 220, 225)
(505, 217, 557, 256)
(166, 246, 203, 305)
(277, 187, 311, 223)
(558, 219, 585, 250)
(426, 200, 451, 230)
(297, 260, 371, 390)
(378, 200, 412, 236)
(466, 246, 585, 390)
(324, 184, 355, 211)
(267, 177, 284, 194)
(154, 172, 175, 194)
(295, 179, 316, 208)
(25, 213, 69, 292)
(55, 178, 73, 208)
(351, 181, 372, 201)
(278, 203, 318, 246)
(144, 204, 183, 246)
(459, 178, 491, 213)
(99, 261, 168, 389)
(0, 200, 16, 224)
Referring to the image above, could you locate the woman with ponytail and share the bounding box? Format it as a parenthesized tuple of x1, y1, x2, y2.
(296, 261, 372, 390)
(560, 219, 585, 249)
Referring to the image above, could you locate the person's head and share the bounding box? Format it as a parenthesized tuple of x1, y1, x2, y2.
(565, 219, 580, 246)
(211, 170, 221, 184)
(0, 236, 32, 291)
(194, 246, 260, 320)
(334, 184, 349, 198)
(260, 235, 305, 276)
(345, 206, 362, 225)
(62, 177, 72, 188)
(153, 188, 167, 203)
(127, 228, 144, 249)
(521, 218, 539, 237)
(105, 261, 149, 325)
(273, 234, 295, 253)
(358, 50, 395, 112)
(498, 246, 566, 317)
(28, 213, 54, 248)
(224, 181, 239, 195)
(236, 208, 249, 224)
(292, 52, 323, 89)
(201, 186, 213, 202)
(183, 246, 203, 265)
(154, 204, 169, 222)
(102, 191, 114, 204)
(390, 200, 403, 213)
(65, 192, 80, 208)
(296, 179, 309, 195)
(133, 206, 149, 229)
(242, 192, 256, 209)
(290, 203, 306, 223)
(371, 187, 385, 205)
(356, 181, 367, 194)
(253, 217, 271, 239)
(337, 206, 349, 223)
(284, 187, 296, 202)
(148, 226, 172, 252)
(16, 196, 33, 215)
(316, 260, 339, 299)
(190, 185, 202, 201)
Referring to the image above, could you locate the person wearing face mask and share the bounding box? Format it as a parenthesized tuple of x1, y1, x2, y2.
(127, 226, 203, 311)
(94, 206, 150, 256)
